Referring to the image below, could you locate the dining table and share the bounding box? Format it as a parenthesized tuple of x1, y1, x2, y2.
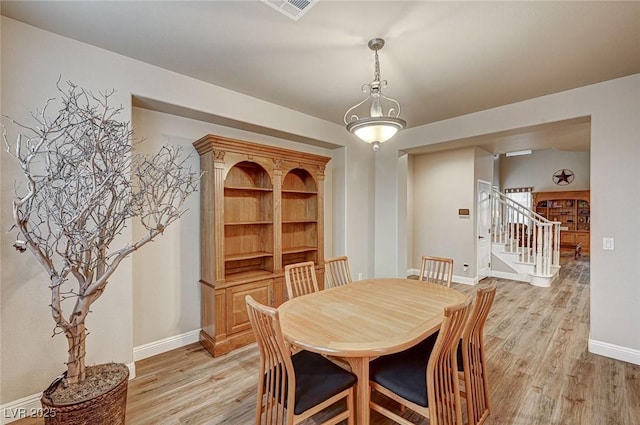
(277, 277, 470, 425)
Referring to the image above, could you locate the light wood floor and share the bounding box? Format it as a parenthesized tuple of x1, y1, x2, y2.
(16, 255, 640, 424)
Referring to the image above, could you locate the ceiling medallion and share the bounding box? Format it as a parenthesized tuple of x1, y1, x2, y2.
(553, 169, 575, 185)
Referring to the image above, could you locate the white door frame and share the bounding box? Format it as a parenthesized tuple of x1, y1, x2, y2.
(477, 180, 492, 281)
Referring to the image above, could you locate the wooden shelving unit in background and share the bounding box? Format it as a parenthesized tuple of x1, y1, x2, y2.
(534, 190, 590, 254)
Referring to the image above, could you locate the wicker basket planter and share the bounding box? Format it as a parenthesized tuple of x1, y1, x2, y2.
(41, 363, 129, 425)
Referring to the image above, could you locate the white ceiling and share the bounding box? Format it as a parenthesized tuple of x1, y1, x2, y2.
(3, 1, 640, 153)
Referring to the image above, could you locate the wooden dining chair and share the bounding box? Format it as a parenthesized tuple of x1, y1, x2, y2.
(245, 295, 356, 425)
(459, 281, 497, 425)
(284, 261, 319, 299)
(419, 255, 454, 287)
(324, 256, 353, 288)
(369, 295, 472, 425)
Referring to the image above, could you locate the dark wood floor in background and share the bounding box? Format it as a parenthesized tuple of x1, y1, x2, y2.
(14, 255, 640, 424)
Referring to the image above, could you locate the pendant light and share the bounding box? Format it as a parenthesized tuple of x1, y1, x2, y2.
(344, 38, 406, 152)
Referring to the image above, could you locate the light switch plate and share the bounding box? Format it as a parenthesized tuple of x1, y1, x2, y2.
(603, 237, 615, 251)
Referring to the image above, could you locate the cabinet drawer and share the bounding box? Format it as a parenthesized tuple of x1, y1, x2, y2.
(575, 233, 589, 245)
(575, 233, 590, 252)
(560, 232, 576, 245)
(226, 279, 272, 335)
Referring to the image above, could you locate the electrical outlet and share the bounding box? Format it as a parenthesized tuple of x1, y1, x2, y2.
(603, 237, 615, 251)
(358, 272, 363, 280)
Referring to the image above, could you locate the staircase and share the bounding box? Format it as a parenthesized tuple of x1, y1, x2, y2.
(490, 189, 560, 287)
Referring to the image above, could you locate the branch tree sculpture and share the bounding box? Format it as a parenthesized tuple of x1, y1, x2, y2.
(3, 81, 200, 385)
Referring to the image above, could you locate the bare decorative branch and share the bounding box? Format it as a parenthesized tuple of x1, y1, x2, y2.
(2, 81, 200, 384)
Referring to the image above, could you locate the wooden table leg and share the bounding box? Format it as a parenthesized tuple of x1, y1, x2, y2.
(347, 357, 370, 425)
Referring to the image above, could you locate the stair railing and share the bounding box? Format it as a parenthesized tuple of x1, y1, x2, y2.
(491, 189, 560, 275)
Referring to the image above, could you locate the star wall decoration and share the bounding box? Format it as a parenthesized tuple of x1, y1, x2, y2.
(553, 169, 574, 185)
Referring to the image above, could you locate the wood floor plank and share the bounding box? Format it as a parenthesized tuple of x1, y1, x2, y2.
(552, 344, 594, 425)
(11, 255, 640, 425)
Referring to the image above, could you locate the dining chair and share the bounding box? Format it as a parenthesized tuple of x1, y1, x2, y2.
(245, 295, 356, 425)
(284, 261, 319, 299)
(459, 281, 497, 425)
(324, 256, 353, 288)
(419, 255, 454, 287)
(369, 295, 472, 425)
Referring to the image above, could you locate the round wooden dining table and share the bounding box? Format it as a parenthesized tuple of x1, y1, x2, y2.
(278, 278, 470, 425)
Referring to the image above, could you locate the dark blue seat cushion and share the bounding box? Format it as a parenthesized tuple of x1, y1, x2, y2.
(369, 333, 439, 407)
(291, 350, 357, 415)
(456, 342, 464, 372)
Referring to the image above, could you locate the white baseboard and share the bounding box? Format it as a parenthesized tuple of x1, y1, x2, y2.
(490, 270, 528, 282)
(588, 338, 640, 366)
(452, 275, 477, 285)
(127, 361, 136, 380)
(133, 329, 200, 362)
(407, 268, 420, 277)
(407, 269, 477, 285)
(1, 361, 135, 425)
(1, 393, 42, 425)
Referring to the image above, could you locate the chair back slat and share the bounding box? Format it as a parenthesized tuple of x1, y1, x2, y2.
(461, 281, 497, 425)
(284, 261, 319, 299)
(246, 295, 356, 425)
(419, 256, 454, 287)
(427, 296, 472, 425)
(246, 296, 296, 425)
(325, 256, 353, 288)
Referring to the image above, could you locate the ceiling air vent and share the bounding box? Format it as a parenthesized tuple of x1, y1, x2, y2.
(261, 0, 318, 21)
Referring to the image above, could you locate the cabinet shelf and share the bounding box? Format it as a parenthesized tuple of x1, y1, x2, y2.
(282, 219, 317, 224)
(225, 221, 273, 226)
(225, 251, 273, 262)
(225, 186, 273, 192)
(283, 245, 318, 254)
(282, 189, 317, 195)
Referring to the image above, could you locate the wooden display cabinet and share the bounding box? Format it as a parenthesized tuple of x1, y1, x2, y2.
(533, 190, 590, 254)
(193, 134, 330, 356)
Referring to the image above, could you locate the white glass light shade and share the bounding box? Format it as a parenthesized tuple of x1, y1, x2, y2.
(346, 117, 406, 144)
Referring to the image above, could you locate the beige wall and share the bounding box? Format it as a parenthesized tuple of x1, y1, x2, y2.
(501, 148, 590, 192)
(342, 140, 376, 280)
(409, 146, 493, 280)
(474, 147, 495, 190)
(378, 73, 640, 365)
(410, 148, 476, 276)
(0, 15, 4, 408)
(587, 76, 640, 361)
(131, 108, 201, 347)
